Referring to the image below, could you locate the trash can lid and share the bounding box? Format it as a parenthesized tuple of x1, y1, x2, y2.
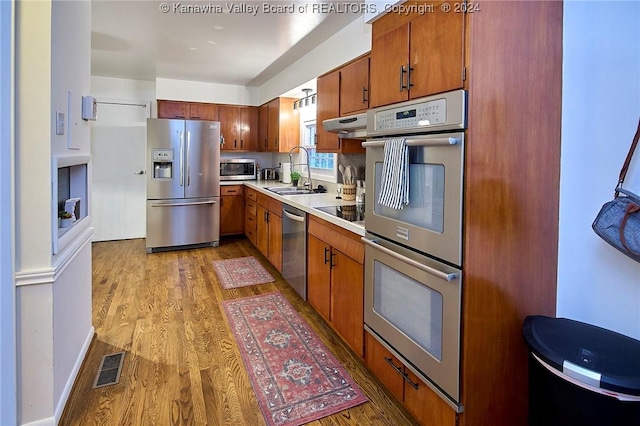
(523, 315, 640, 396)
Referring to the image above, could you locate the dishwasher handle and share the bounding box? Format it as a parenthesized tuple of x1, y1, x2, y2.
(283, 209, 306, 222)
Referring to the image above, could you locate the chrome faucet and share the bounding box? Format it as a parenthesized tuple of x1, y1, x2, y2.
(289, 145, 312, 190)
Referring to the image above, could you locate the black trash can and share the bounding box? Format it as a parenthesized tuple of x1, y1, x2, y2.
(522, 315, 640, 426)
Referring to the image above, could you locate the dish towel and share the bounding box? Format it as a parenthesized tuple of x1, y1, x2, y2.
(378, 138, 409, 209)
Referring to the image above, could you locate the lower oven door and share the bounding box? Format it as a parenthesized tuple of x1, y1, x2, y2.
(363, 234, 462, 406)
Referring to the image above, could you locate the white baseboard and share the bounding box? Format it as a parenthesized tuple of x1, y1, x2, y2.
(21, 416, 55, 426)
(54, 326, 95, 424)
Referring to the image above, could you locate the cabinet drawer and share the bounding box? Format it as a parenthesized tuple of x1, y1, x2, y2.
(245, 214, 257, 245)
(245, 213, 256, 231)
(246, 188, 257, 202)
(245, 199, 257, 216)
(221, 185, 244, 196)
(365, 332, 404, 401)
(308, 215, 364, 263)
(257, 192, 282, 217)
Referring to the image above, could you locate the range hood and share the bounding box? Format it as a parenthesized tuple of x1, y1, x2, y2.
(322, 113, 367, 139)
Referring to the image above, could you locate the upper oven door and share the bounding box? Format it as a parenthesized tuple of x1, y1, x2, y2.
(364, 132, 464, 266)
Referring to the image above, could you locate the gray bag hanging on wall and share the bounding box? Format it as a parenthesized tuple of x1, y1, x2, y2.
(592, 119, 640, 263)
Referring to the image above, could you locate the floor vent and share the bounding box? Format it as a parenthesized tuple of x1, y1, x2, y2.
(92, 351, 125, 389)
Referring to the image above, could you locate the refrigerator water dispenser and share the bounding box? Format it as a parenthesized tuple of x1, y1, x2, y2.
(152, 149, 173, 179)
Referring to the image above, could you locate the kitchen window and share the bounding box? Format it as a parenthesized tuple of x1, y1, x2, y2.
(302, 120, 337, 182)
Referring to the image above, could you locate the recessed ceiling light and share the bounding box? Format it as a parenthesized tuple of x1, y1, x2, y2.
(214, 25, 223, 30)
(207, 40, 217, 45)
(190, 47, 197, 51)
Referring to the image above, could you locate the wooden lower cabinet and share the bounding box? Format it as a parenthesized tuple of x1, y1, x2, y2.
(244, 188, 257, 245)
(365, 333, 457, 426)
(256, 193, 282, 272)
(307, 216, 364, 357)
(220, 185, 244, 236)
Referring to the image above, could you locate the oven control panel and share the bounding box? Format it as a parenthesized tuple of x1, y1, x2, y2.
(375, 98, 447, 131)
(367, 89, 466, 137)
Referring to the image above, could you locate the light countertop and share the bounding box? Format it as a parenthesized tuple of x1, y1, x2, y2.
(228, 180, 365, 236)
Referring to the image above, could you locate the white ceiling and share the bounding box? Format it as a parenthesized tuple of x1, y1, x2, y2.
(91, 0, 364, 96)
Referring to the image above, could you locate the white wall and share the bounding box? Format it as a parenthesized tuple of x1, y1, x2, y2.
(257, 17, 372, 105)
(557, 1, 640, 339)
(14, 0, 94, 424)
(156, 78, 258, 105)
(91, 76, 157, 116)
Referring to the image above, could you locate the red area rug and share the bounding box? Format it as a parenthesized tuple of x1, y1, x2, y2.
(213, 256, 275, 289)
(222, 292, 368, 426)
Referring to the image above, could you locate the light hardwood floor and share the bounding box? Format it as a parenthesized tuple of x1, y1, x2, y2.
(61, 237, 418, 425)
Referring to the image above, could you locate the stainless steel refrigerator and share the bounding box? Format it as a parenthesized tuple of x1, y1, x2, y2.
(146, 119, 221, 252)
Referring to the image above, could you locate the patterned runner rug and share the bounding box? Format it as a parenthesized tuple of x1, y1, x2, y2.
(222, 292, 368, 426)
(213, 256, 275, 289)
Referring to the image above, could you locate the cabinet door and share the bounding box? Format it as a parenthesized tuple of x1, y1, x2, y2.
(408, 4, 465, 99)
(331, 249, 364, 357)
(340, 56, 370, 116)
(157, 100, 187, 119)
(267, 211, 282, 272)
(307, 234, 331, 322)
(239, 107, 258, 151)
(267, 98, 280, 151)
(370, 23, 410, 108)
(189, 103, 218, 121)
(220, 186, 244, 236)
(404, 369, 457, 426)
(276, 97, 299, 153)
(258, 104, 269, 151)
(256, 204, 269, 257)
(365, 333, 404, 402)
(316, 70, 341, 152)
(219, 106, 240, 151)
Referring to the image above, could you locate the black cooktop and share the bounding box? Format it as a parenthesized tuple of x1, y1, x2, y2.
(315, 204, 365, 223)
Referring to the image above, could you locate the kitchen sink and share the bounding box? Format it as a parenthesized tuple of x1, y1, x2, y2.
(265, 187, 315, 196)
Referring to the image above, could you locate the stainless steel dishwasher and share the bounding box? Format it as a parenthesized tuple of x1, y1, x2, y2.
(282, 204, 307, 300)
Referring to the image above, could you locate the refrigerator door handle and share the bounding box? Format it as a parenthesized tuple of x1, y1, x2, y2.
(150, 200, 217, 208)
(179, 131, 185, 186)
(186, 131, 191, 186)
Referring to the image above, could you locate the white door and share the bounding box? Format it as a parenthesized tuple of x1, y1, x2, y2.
(91, 99, 149, 241)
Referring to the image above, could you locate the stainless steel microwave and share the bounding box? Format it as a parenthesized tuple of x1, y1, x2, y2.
(220, 158, 256, 181)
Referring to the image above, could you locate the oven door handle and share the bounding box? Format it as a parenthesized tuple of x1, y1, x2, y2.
(362, 237, 459, 282)
(361, 137, 461, 148)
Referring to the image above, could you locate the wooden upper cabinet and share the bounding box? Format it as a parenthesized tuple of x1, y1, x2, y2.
(316, 64, 366, 154)
(157, 100, 188, 119)
(157, 100, 218, 120)
(340, 55, 370, 115)
(267, 99, 280, 151)
(263, 98, 299, 153)
(219, 105, 258, 151)
(258, 104, 269, 151)
(370, 3, 465, 108)
(219, 105, 239, 150)
(316, 70, 341, 152)
(240, 106, 258, 151)
(188, 102, 218, 120)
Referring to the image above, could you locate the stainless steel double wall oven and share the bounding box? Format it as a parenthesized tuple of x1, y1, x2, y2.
(362, 90, 466, 411)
